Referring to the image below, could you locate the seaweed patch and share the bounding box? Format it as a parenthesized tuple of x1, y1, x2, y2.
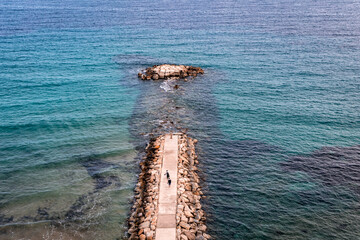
(282, 145, 360, 192)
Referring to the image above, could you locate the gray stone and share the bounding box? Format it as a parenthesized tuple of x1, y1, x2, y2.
(139, 221, 150, 229)
(179, 221, 191, 230)
(152, 74, 159, 80)
(198, 224, 207, 232)
(195, 236, 205, 240)
(180, 234, 188, 240)
(184, 230, 196, 240)
(203, 233, 211, 239)
(184, 210, 193, 218)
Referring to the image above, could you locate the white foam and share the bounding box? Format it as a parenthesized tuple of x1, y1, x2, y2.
(160, 78, 177, 92)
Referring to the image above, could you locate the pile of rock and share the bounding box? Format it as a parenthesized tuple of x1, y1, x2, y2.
(127, 136, 164, 240)
(138, 64, 204, 80)
(176, 135, 211, 240)
(127, 134, 210, 240)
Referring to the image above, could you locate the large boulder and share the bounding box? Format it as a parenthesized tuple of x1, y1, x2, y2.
(138, 64, 204, 80)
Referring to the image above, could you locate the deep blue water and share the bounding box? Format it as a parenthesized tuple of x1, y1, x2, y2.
(1, 0, 360, 239)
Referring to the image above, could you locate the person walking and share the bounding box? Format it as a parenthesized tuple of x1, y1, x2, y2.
(164, 170, 170, 179)
(168, 178, 171, 186)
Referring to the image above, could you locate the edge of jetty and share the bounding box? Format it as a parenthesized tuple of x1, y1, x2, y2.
(127, 133, 210, 240)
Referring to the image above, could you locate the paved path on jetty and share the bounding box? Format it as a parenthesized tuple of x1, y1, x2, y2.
(155, 134, 178, 240)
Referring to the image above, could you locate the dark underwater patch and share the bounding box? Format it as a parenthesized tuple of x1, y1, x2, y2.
(0, 214, 13, 225)
(218, 138, 282, 157)
(59, 156, 122, 223)
(80, 156, 121, 191)
(64, 194, 89, 222)
(0, 155, 122, 227)
(282, 145, 360, 192)
(93, 174, 121, 190)
(81, 156, 117, 177)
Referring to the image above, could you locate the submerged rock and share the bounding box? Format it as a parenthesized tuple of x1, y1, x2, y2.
(138, 64, 204, 80)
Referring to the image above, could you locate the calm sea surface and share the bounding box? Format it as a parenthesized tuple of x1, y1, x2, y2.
(1, 0, 360, 239)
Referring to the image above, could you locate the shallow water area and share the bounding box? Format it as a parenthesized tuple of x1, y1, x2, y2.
(0, 151, 136, 240)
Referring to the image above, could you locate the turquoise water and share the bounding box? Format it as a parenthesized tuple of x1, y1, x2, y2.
(1, 0, 360, 239)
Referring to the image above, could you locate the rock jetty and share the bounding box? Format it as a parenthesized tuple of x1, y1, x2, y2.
(138, 64, 204, 80)
(128, 136, 163, 240)
(127, 134, 210, 240)
(176, 135, 210, 240)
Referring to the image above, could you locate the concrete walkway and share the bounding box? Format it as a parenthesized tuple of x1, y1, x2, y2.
(155, 134, 178, 240)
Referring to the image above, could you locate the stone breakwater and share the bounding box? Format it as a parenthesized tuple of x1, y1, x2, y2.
(127, 134, 210, 240)
(176, 135, 210, 240)
(138, 64, 204, 80)
(128, 136, 164, 240)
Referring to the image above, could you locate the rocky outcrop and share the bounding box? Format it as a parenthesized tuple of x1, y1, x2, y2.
(127, 136, 164, 240)
(176, 135, 211, 240)
(138, 64, 204, 80)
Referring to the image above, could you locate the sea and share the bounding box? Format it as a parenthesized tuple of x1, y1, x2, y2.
(0, 0, 360, 239)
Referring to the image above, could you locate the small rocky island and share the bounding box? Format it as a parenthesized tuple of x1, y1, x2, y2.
(138, 64, 204, 80)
